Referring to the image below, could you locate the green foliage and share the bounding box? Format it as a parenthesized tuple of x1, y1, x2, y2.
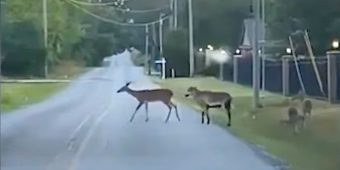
(1, 83, 66, 112)
(1, 21, 45, 76)
(192, 0, 249, 48)
(1, 0, 126, 76)
(163, 28, 189, 77)
(267, 0, 340, 54)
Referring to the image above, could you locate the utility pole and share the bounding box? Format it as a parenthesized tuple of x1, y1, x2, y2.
(252, 0, 261, 108)
(0, 0, 4, 114)
(159, 13, 164, 59)
(0, 0, 4, 78)
(169, 0, 174, 29)
(43, 0, 48, 78)
(188, 0, 194, 77)
(145, 25, 150, 75)
(151, 23, 156, 72)
(261, 0, 266, 94)
(174, 0, 178, 29)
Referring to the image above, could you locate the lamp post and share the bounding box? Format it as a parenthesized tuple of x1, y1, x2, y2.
(286, 47, 292, 55)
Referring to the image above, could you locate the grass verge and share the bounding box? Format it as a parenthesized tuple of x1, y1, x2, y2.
(154, 76, 340, 170)
(1, 83, 66, 113)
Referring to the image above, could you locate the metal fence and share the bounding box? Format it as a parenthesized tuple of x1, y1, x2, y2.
(226, 56, 340, 102)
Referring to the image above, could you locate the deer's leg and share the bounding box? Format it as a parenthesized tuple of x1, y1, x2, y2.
(163, 100, 173, 123)
(145, 102, 149, 122)
(205, 105, 210, 125)
(294, 123, 300, 134)
(164, 104, 172, 123)
(201, 111, 205, 124)
(170, 102, 180, 122)
(130, 102, 144, 122)
(225, 100, 232, 127)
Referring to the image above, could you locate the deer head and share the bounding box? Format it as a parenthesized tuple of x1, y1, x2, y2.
(185, 86, 198, 97)
(117, 82, 132, 93)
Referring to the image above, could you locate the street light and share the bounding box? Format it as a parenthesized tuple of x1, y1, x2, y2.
(199, 48, 203, 52)
(207, 45, 214, 50)
(332, 39, 339, 49)
(286, 47, 292, 55)
(128, 18, 134, 24)
(235, 49, 241, 55)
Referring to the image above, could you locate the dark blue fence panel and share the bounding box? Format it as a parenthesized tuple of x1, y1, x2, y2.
(298, 58, 328, 97)
(228, 57, 336, 100)
(288, 61, 301, 95)
(222, 63, 233, 81)
(237, 57, 253, 86)
(264, 60, 282, 93)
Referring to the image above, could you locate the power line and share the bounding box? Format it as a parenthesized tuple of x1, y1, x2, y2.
(68, 0, 170, 13)
(65, 0, 170, 27)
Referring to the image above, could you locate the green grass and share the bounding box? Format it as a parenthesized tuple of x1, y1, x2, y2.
(154, 77, 340, 170)
(1, 83, 66, 112)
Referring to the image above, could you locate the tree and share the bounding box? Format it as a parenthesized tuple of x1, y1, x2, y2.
(1, 21, 45, 76)
(163, 28, 189, 77)
(267, 0, 340, 54)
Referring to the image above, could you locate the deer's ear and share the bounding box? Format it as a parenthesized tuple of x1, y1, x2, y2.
(126, 81, 132, 86)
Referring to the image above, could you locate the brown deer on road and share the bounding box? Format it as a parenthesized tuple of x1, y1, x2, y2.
(185, 87, 233, 127)
(116, 82, 180, 123)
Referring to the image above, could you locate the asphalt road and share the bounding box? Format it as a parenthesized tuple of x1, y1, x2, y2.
(1, 50, 280, 170)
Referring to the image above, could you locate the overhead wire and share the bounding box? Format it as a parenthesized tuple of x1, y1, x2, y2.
(65, 0, 170, 27)
(68, 0, 170, 13)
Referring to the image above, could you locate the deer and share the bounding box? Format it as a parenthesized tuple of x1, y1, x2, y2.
(185, 87, 232, 127)
(280, 106, 306, 134)
(302, 99, 312, 118)
(116, 82, 180, 123)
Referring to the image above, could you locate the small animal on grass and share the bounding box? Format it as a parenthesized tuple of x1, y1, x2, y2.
(302, 99, 312, 118)
(185, 87, 232, 127)
(280, 107, 305, 134)
(117, 82, 180, 123)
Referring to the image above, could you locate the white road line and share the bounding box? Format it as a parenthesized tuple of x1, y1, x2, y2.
(46, 112, 95, 170)
(66, 114, 93, 151)
(68, 101, 114, 170)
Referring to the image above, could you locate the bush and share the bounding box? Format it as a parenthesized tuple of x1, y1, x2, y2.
(130, 48, 145, 66)
(163, 28, 189, 77)
(1, 21, 46, 77)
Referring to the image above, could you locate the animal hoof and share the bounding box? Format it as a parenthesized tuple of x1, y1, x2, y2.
(145, 119, 149, 122)
(227, 123, 231, 127)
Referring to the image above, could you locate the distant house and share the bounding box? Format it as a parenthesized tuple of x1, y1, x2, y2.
(238, 18, 265, 58)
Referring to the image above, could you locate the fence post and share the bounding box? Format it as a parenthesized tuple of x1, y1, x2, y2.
(327, 50, 340, 103)
(233, 55, 241, 83)
(282, 55, 290, 96)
